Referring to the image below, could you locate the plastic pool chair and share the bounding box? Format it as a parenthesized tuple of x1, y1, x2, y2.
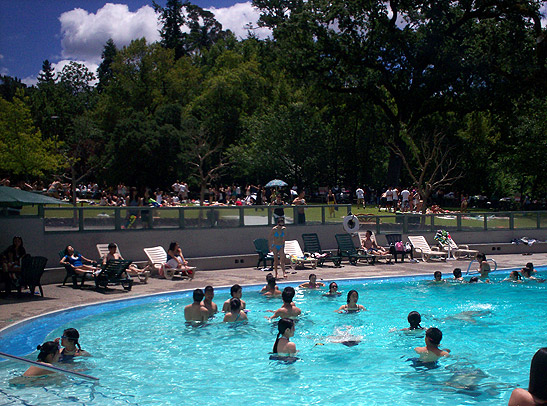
(442, 237, 479, 259)
(284, 240, 318, 269)
(385, 234, 414, 263)
(335, 233, 376, 265)
(94, 259, 133, 292)
(17, 255, 48, 297)
(143, 246, 195, 280)
(407, 236, 448, 262)
(301, 233, 342, 267)
(253, 238, 274, 269)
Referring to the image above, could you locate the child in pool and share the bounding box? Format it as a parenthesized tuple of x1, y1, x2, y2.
(503, 270, 524, 283)
(430, 271, 445, 284)
(402, 311, 425, 331)
(223, 298, 248, 322)
(452, 268, 465, 282)
(414, 327, 450, 363)
(521, 267, 545, 282)
(56, 328, 90, 361)
(23, 341, 60, 377)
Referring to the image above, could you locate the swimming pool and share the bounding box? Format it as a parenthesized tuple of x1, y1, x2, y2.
(1, 269, 546, 405)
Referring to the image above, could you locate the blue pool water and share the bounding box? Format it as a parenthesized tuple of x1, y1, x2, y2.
(0, 269, 546, 405)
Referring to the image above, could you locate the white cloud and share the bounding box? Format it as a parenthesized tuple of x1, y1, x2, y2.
(59, 3, 161, 63)
(209, 2, 271, 39)
(541, 4, 547, 28)
(21, 75, 38, 87)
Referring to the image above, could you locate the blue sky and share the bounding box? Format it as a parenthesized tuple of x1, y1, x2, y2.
(0, 0, 269, 85)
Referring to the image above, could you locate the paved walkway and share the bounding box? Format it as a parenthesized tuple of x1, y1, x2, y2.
(1, 253, 545, 331)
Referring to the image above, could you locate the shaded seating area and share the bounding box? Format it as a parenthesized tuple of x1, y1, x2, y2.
(385, 234, 414, 263)
(407, 236, 448, 262)
(16, 255, 48, 297)
(94, 259, 133, 291)
(284, 240, 318, 269)
(253, 238, 274, 269)
(143, 246, 195, 280)
(302, 233, 342, 267)
(335, 233, 376, 265)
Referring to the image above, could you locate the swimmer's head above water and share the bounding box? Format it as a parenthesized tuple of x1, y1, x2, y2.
(282, 286, 296, 304)
(434, 271, 442, 281)
(407, 311, 423, 330)
(426, 327, 443, 346)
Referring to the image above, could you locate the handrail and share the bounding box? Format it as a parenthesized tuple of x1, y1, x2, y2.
(466, 259, 498, 275)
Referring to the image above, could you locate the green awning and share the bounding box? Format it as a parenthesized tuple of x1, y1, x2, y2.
(0, 186, 68, 206)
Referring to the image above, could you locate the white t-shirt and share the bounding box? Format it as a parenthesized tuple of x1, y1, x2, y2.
(356, 188, 364, 199)
(392, 189, 399, 200)
(401, 189, 410, 201)
(385, 189, 393, 202)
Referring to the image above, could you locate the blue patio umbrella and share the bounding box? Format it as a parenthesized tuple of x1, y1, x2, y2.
(265, 179, 288, 188)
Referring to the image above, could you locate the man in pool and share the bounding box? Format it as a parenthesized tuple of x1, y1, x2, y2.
(415, 327, 450, 363)
(299, 273, 325, 289)
(202, 286, 218, 316)
(452, 268, 465, 282)
(222, 284, 246, 312)
(184, 289, 209, 322)
(269, 287, 301, 319)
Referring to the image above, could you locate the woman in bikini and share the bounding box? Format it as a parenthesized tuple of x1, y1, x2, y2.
(223, 298, 248, 322)
(476, 253, 491, 281)
(269, 217, 287, 279)
(337, 290, 366, 313)
(299, 273, 325, 289)
(323, 281, 342, 296)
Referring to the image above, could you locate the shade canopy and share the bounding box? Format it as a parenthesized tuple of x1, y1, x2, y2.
(0, 186, 67, 206)
(265, 179, 288, 188)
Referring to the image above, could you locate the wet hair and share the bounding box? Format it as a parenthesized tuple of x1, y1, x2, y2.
(522, 267, 532, 277)
(477, 253, 486, 261)
(168, 242, 178, 252)
(347, 290, 358, 304)
(529, 347, 547, 400)
(308, 274, 316, 281)
(230, 284, 241, 297)
(510, 271, 522, 280)
(273, 318, 295, 353)
(407, 311, 422, 329)
(229, 297, 241, 312)
(469, 276, 479, 283)
(426, 327, 443, 346)
(329, 282, 338, 291)
(434, 271, 442, 279)
(526, 262, 534, 270)
(267, 274, 276, 288)
(108, 243, 117, 249)
(36, 341, 58, 362)
(453, 268, 462, 278)
(204, 285, 214, 293)
(193, 288, 204, 302)
(282, 287, 295, 303)
(63, 328, 82, 350)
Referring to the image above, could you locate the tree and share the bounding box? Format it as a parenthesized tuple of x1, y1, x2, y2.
(0, 94, 63, 178)
(154, 0, 186, 60)
(97, 39, 117, 93)
(0, 75, 26, 102)
(37, 60, 55, 84)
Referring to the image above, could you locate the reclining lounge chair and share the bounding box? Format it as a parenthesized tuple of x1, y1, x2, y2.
(302, 233, 342, 267)
(95, 259, 133, 291)
(284, 240, 318, 269)
(144, 246, 195, 280)
(407, 236, 448, 262)
(335, 233, 376, 265)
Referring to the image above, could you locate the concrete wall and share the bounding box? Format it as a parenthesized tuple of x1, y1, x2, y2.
(1, 216, 545, 272)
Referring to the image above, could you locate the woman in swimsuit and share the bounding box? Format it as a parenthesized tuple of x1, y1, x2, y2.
(337, 290, 366, 313)
(323, 281, 342, 296)
(299, 273, 325, 289)
(23, 341, 60, 377)
(272, 318, 297, 355)
(476, 253, 491, 280)
(508, 347, 547, 406)
(223, 298, 248, 322)
(60, 246, 98, 276)
(167, 241, 194, 279)
(268, 217, 287, 279)
(56, 328, 90, 362)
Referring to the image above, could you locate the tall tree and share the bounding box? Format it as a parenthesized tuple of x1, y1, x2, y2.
(154, 0, 186, 60)
(37, 60, 55, 84)
(97, 38, 117, 93)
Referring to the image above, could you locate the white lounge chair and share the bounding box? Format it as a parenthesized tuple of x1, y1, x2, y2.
(407, 236, 448, 262)
(144, 246, 195, 280)
(442, 238, 479, 259)
(284, 240, 318, 269)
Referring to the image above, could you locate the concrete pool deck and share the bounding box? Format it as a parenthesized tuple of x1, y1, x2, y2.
(1, 252, 545, 331)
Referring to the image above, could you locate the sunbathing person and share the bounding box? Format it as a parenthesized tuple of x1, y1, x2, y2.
(56, 328, 90, 362)
(360, 230, 389, 255)
(223, 298, 248, 322)
(299, 273, 325, 289)
(184, 289, 209, 322)
(261, 273, 282, 296)
(167, 241, 194, 279)
(414, 327, 450, 363)
(402, 311, 425, 331)
(23, 341, 60, 377)
(269, 287, 301, 319)
(203, 285, 218, 316)
(60, 245, 98, 276)
(323, 282, 342, 296)
(337, 290, 366, 313)
(222, 284, 246, 312)
(102, 243, 149, 282)
(508, 347, 547, 406)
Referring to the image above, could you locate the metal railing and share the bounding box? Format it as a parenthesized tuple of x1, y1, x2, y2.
(41, 204, 353, 232)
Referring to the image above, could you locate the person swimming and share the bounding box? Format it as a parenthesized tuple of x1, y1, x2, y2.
(503, 270, 524, 283)
(57, 328, 90, 362)
(23, 341, 60, 377)
(414, 327, 450, 363)
(402, 311, 425, 331)
(431, 271, 445, 284)
(269, 287, 301, 319)
(323, 281, 342, 296)
(476, 253, 491, 280)
(223, 297, 248, 322)
(452, 268, 465, 282)
(261, 273, 282, 296)
(272, 318, 297, 356)
(336, 290, 366, 313)
(521, 267, 545, 282)
(508, 347, 547, 406)
(299, 273, 325, 289)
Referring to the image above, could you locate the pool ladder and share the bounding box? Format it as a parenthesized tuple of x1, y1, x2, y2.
(466, 258, 497, 275)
